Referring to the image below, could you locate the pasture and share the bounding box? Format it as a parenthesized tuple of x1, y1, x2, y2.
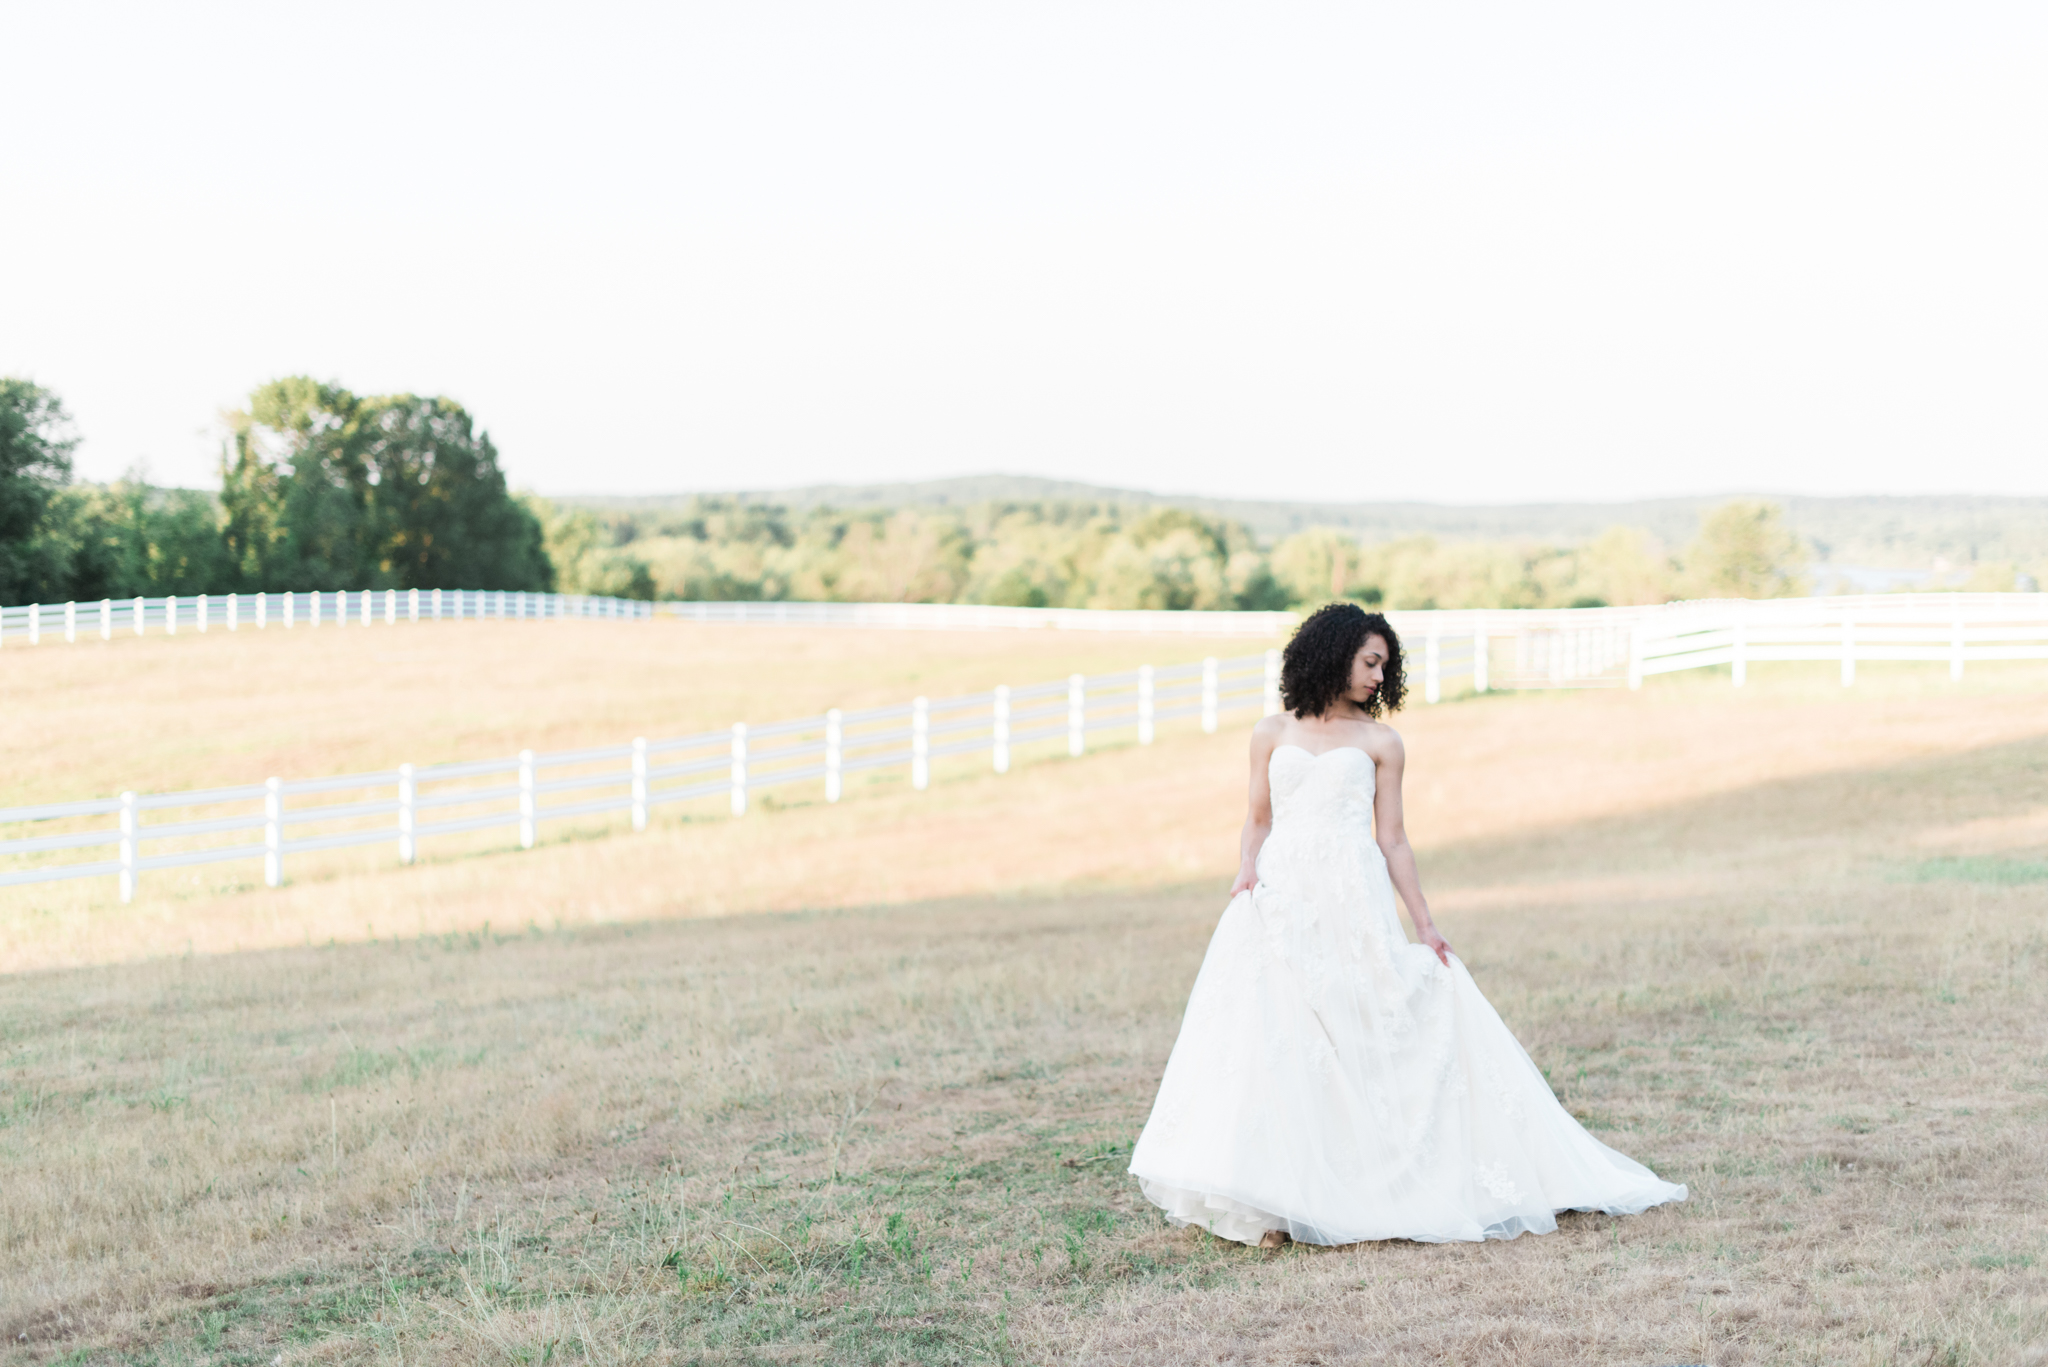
(2, 623, 2045, 1365)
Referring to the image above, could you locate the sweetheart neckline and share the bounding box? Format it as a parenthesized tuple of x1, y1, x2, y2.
(1273, 743, 1372, 762)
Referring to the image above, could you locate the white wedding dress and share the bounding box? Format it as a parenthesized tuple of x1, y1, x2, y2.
(1129, 744, 1686, 1245)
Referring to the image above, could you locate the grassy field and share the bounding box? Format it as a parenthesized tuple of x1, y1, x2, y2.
(2, 630, 2046, 1364)
(0, 619, 1274, 808)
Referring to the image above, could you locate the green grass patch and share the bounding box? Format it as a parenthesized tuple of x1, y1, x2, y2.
(1903, 857, 2048, 885)
(104, 1124, 1257, 1365)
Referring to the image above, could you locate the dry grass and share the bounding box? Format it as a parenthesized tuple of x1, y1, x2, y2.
(8, 652, 2048, 976)
(0, 619, 1270, 807)
(2, 655, 2046, 1365)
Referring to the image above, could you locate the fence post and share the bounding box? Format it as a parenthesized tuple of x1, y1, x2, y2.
(1202, 657, 1218, 733)
(1627, 625, 1644, 690)
(133, 596, 146, 636)
(1263, 649, 1282, 716)
(118, 791, 137, 904)
(432, 587, 443, 620)
(1951, 616, 1965, 681)
(398, 763, 416, 864)
(1425, 626, 1442, 704)
(1472, 617, 1488, 693)
(264, 777, 283, 887)
(409, 588, 420, 623)
(253, 593, 265, 630)
(99, 599, 111, 641)
(518, 750, 536, 849)
(993, 687, 1010, 774)
(384, 590, 396, 625)
(198, 594, 209, 632)
(631, 739, 648, 831)
(227, 593, 238, 632)
(283, 593, 294, 629)
(65, 600, 76, 643)
(361, 590, 372, 627)
(167, 597, 178, 635)
(1138, 664, 1155, 744)
(1068, 675, 1085, 757)
(28, 604, 38, 645)
(1732, 609, 1747, 688)
(826, 710, 843, 800)
(730, 724, 748, 816)
(913, 697, 930, 789)
(1841, 615, 1856, 687)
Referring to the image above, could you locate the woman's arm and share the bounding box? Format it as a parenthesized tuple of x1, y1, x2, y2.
(1228, 720, 1282, 897)
(1372, 730, 1453, 966)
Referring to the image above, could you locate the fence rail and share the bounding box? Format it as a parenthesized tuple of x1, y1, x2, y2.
(0, 589, 652, 643)
(1, 654, 1280, 901)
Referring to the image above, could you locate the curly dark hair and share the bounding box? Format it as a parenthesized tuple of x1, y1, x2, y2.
(1280, 602, 1406, 719)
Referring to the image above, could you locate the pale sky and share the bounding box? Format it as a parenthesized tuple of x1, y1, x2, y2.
(4, 2, 2043, 503)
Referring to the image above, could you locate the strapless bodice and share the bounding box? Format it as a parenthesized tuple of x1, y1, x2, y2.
(1268, 744, 1377, 834)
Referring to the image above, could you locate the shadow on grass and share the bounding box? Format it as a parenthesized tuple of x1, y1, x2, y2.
(1421, 732, 2048, 892)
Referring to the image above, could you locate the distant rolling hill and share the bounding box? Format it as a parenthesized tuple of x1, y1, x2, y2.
(558, 476, 2048, 575)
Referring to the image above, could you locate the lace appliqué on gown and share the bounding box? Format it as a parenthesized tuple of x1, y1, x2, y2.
(1127, 744, 1687, 1246)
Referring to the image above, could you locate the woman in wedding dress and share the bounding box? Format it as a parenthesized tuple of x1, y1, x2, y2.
(1129, 603, 1686, 1246)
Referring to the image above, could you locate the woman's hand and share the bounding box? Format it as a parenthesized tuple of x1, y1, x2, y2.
(1418, 925, 1454, 967)
(1229, 862, 1258, 898)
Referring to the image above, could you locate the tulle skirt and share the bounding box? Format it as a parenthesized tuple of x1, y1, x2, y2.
(1128, 829, 1686, 1245)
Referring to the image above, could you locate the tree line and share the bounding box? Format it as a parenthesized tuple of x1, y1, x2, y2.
(0, 377, 549, 604)
(5, 373, 1825, 611)
(543, 495, 1819, 610)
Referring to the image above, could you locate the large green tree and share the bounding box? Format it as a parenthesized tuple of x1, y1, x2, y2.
(52, 479, 240, 599)
(1684, 500, 1808, 599)
(222, 379, 551, 591)
(0, 377, 80, 601)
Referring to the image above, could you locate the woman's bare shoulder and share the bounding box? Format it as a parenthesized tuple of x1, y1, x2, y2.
(1360, 719, 1404, 761)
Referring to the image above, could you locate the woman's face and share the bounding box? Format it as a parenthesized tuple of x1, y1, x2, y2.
(1344, 634, 1389, 706)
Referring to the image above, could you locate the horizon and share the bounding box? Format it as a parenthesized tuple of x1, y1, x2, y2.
(550, 477, 2048, 510)
(64, 469, 2048, 513)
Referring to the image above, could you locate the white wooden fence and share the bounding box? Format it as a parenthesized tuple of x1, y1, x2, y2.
(10, 593, 2044, 678)
(1, 654, 1278, 902)
(1625, 593, 2048, 687)
(0, 589, 652, 644)
(7, 591, 2045, 903)
(1370, 593, 2048, 694)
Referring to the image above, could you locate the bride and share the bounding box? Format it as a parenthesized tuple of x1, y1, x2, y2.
(1129, 603, 1686, 1246)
